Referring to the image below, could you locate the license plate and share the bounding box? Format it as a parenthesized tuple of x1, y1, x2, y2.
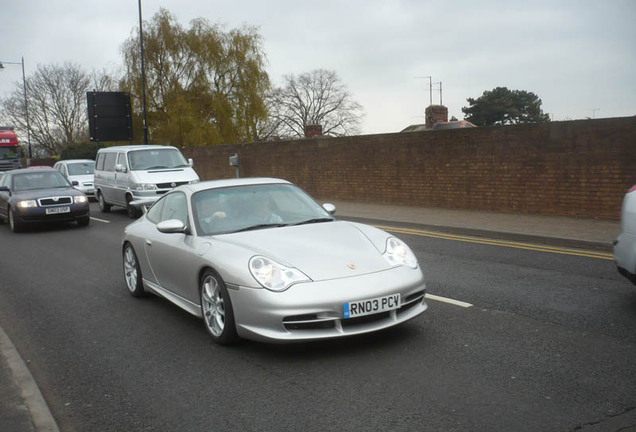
(46, 206, 70, 215)
(344, 293, 401, 319)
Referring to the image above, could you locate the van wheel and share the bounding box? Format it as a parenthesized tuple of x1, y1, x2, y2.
(126, 197, 142, 219)
(98, 192, 111, 213)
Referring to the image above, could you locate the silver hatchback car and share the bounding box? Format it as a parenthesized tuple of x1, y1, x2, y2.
(614, 185, 636, 284)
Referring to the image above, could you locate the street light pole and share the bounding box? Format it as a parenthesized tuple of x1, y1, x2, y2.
(138, 0, 149, 144)
(0, 57, 32, 157)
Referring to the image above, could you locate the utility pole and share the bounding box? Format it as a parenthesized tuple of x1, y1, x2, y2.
(138, 0, 149, 144)
(415, 76, 433, 107)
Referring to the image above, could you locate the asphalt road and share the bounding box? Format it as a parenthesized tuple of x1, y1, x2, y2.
(1, 203, 635, 432)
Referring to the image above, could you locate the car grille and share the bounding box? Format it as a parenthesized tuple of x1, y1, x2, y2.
(282, 290, 426, 332)
(155, 181, 190, 189)
(38, 196, 73, 206)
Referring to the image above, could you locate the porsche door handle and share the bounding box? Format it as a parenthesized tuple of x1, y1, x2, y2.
(145, 239, 152, 246)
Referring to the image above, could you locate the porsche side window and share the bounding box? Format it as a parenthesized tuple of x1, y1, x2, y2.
(146, 197, 165, 224)
(161, 192, 188, 226)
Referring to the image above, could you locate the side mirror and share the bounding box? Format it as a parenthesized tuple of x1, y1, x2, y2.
(0, 186, 10, 193)
(156, 219, 186, 234)
(188, 158, 194, 167)
(72, 180, 79, 186)
(115, 164, 128, 173)
(323, 203, 336, 215)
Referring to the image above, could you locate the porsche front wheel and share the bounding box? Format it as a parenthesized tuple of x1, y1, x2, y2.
(123, 243, 145, 297)
(200, 270, 238, 345)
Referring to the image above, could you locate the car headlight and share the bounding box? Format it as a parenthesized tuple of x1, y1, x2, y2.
(74, 195, 88, 203)
(249, 256, 311, 292)
(17, 200, 37, 208)
(383, 237, 418, 269)
(135, 183, 157, 191)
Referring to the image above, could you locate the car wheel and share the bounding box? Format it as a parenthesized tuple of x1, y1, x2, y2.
(8, 207, 23, 233)
(200, 270, 238, 345)
(126, 197, 141, 219)
(123, 243, 145, 297)
(77, 216, 90, 227)
(98, 191, 111, 213)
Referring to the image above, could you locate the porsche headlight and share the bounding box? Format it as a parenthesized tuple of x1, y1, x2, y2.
(383, 237, 418, 269)
(249, 256, 311, 292)
(74, 195, 88, 203)
(17, 200, 37, 208)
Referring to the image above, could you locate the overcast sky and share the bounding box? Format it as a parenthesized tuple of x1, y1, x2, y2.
(1, 0, 634, 135)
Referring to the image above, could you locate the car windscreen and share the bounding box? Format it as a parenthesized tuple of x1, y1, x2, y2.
(12, 171, 71, 191)
(128, 149, 188, 171)
(67, 162, 95, 175)
(193, 183, 334, 236)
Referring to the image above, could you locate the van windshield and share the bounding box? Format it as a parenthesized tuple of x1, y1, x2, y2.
(128, 149, 189, 171)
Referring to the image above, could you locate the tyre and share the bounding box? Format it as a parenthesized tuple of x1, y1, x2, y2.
(98, 191, 111, 213)
(200, 270, 238, 345)
(126, 196, 142, 219)
(8, 207, 23, 233)
(77, 216, 90, 227)
(123, 243, 145, 297)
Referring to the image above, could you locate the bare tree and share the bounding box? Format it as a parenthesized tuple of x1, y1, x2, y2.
(0, 63, 105, 156)
(265, 69, 364, 139)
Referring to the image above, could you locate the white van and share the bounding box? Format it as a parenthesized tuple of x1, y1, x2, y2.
(94, 145, 199, 218)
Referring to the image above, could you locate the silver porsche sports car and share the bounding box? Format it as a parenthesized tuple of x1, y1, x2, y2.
(122, 178, 427, 344)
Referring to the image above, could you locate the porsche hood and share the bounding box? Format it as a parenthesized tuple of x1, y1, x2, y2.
(216, 221, 396, 281)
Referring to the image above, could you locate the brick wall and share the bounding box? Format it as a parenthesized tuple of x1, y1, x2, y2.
(182, 116, 636, 220)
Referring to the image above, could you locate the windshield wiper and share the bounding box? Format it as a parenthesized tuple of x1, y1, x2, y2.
(234, 223, 288, 233)
(146, 165, 169, 170)
(293, 218, 334, 226)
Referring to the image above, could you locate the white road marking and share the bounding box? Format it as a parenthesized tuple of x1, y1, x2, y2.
(90, 216, 110, 223)
(425, 293, 473, 308)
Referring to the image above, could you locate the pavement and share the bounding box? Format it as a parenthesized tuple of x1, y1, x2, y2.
(0, 202, 622, 432)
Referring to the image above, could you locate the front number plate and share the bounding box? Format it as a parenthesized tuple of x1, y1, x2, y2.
(46, 206, 70, 215)
(344, 293, 401, 319)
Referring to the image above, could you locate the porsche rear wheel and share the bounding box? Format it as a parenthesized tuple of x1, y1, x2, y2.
(123, 243, 145, 297)
(200, 270, 238, 345)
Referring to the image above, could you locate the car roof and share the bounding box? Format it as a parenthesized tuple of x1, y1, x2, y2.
(97, 145, 177, 152)
(5, 168, 58, 175)
(178, 177, 291, 194)
(57, 159, 95, 164)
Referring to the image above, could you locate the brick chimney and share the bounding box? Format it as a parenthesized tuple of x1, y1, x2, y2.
(305, 124, 322, 138)
(425, 105, 448, 129)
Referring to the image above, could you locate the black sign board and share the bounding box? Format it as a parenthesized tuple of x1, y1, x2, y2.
(87, 92, 133, 142)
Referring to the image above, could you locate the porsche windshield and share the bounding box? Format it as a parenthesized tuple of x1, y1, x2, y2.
(193, 183, 334, 236)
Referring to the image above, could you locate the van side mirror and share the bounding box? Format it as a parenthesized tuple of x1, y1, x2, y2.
(115, 164, 127, 173)
(188, 158, 194, 167)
